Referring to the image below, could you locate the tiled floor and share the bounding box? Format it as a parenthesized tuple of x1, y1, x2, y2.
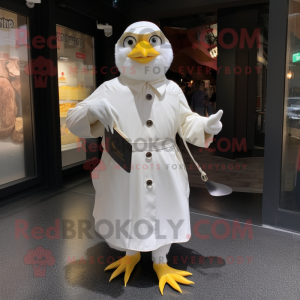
(179, 142, 264, 193)
(1, 173, 298, 300)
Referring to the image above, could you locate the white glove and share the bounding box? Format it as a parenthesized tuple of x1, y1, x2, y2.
(87, 98, 119, 133)
(204, 110, 223, 135)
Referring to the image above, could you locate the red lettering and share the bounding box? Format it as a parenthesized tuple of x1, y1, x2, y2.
(97, 256, 104, 264)
(79, 256, 86, 264)
(68, 256, 76, 264)
(227, 256, 234, 264)
(107, 256, 115, 264)
(15, 28, 30, 49)
(100, 66, 107, 74)
(187, 66, 194, 74)
(92, 66, 97, 75)
(218, 257, 223, 265)
(111, 66, 118, 74)
(234, 66, 242, 74)
(191, 256, 196, 264)
(211, 219, 231, 240)
(130, 66, 135, 74)
(206, 67, 212, 74)
(47, 36, 57, 49)
(89, 256, 95, 264)
(240, 28, 261, 49)
(70, 66, 78, 74)
(255, 66, 262, 74)
(15, 220, 30, 239)
(45, 219, 60, 240)
(77, 139, 87, 152)
(121, 66, 127, 74)
(193, 219, 210, 240)
(247, 256, 253, 264)
(88, 143, 98, 152)
(181, 256, 188, 264)
(218, 28, 239, 49)
(173, 256, 178, 264)
(232, 220, 253, 239)
(217, 138, 231, 152)
(81, 66, 88, 74)
(232, 138, 247, 152)
(31, 227, 44, 240)
(32, 36, 45, 49)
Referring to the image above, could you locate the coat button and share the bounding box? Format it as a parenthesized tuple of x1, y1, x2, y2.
(146, 120, 153, 127)
(146, 94, 152, 100)
(146, 152, 152, 158)
(146, 180, 153, 186)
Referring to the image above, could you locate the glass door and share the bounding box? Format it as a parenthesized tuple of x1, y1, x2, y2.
(281, 0, 300, 214)
(0, 8, 35, 186)
(56, 25, 96, 168)
(263, 0, 300, 232)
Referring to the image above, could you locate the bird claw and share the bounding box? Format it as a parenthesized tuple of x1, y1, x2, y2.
(105, 252, 141, 286)
(153, 263, 194, 295)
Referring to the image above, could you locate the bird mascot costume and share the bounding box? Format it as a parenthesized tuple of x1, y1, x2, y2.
(66, 21, 223, 295)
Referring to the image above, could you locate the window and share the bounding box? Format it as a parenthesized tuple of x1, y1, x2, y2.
(0, 8, 35, 186)
(281, 0, 300, 212)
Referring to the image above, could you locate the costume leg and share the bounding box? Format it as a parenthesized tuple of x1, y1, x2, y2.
(107, 242, 137, 256)
(105, 242, 140, 286)
(152, 244, 194, 295)
(152, 243, 171, 264)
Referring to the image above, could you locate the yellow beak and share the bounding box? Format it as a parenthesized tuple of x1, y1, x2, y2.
(127, 41, 160, 64)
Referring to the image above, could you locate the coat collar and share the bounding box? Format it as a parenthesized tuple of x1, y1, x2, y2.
(119, 74, 167, 97)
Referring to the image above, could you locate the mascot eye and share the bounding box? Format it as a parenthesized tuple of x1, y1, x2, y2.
(123, 36, 137, 47)
(149, 35, 162, 46)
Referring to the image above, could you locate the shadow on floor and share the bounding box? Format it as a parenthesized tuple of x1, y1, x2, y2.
(64, 241, 226, 298)
(189, 187, 262, 225)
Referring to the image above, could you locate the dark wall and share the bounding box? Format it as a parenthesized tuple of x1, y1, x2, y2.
(127, 0, 268, 23)
(216, 5, 260, 159)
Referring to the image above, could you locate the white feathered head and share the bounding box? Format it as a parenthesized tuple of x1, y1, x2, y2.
(115, 21, 173, 82)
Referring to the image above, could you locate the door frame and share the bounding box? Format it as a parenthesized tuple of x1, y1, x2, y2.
(56, 7, 102, 174)
(0, 0, 45, 199)
(262, 0, 300, 232)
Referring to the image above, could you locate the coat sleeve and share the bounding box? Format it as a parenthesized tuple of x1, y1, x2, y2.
(66, 84, 106, 138)
(178, 89, 213, 148)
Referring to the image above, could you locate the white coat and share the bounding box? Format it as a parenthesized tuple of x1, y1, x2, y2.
(66, 74, 213, 251)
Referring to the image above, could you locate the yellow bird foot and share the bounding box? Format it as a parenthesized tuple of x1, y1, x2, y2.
(153, 263, 194, 295)
(104, 252, 141, 286)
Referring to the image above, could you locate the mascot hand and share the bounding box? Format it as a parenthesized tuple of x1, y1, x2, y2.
(87, 98, 119, 133)
(204, 110, 223, 135)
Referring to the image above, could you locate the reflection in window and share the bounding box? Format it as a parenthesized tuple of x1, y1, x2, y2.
(0, 8, 35, 186)
(281, 0, 300, 212)
(56, 25, 96, 168)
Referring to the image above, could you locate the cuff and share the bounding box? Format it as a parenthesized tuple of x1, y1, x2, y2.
(66, 103, 105, 138)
